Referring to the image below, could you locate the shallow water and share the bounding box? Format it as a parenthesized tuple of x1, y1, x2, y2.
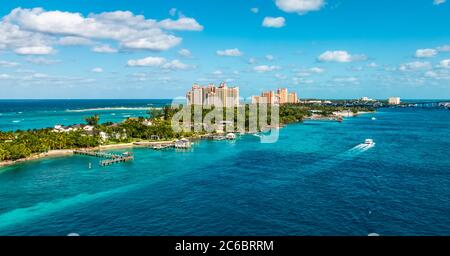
(0, 107, 449, 235)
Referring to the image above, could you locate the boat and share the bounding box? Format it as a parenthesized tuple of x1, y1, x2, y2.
(225, 133, 236, 140)
(371, 117, 376, 120)
(175, 138, 192, 149)
(364, 139, 375, 146)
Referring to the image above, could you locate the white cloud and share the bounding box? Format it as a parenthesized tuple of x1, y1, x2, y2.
(439, 59, 450, 68)
(308, 67, 324, 73)
(127, 56, 167, 67)
(399, 61, 432, 71)
(169, 8, 177, 17)
(159, 17, 203, 31)
(0, 60, 19, 68)
(91, 44, 118, 53)
(415, 48, 437, 58)
(216, 48, 243, 57)
(58, 36, 92, 46)
(248, 58, 256, 64)
(318, 50, 367, 63)
(433, 0, 446, 5)
(250, 8, 259, 14)
(26, 57, 59, 65)
(436, 45, 450, 52)
(265, 55, 275, 61)
(332, 76, 359, 84)
(127, 56, 189, 70)
(262, 17, 286, 28)
(178, 48, 192, 57)
(367, 62, 378, 68)
(275, 0, 325, 14)
(91, 67, 103, 73)
(14, 46, 53, 55)
(1, 8, 203, 53)
(254, 65, 281, 72)
(161, 59, 189, 70)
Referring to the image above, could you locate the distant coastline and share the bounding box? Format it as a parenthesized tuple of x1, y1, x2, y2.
(0, 110, 372, 169)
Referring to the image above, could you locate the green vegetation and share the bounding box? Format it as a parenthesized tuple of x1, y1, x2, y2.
(85, 114, 100, 126)
(0, 104, 374, 163)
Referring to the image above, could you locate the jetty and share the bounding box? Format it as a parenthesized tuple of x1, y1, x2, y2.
(73, 150, 134, 166)
(100, 154, 134, 166)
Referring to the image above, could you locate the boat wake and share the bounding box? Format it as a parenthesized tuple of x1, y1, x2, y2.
(299, 142, 375, 175)
(0, 184, 137, 231)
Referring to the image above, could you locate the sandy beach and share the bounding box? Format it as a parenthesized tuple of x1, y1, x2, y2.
(0, 141, 176, 168)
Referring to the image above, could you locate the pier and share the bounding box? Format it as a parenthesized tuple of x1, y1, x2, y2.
(100, 155, 134, 166)
(73, 150, 134, 166)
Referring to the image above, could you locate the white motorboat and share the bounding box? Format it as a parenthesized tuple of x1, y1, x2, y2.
(364, 139, 375, 146)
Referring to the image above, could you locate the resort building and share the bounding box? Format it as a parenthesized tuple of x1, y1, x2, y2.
(251, 88, 299, 105)
(186, 82, 239, 107)
(388, 97, 401, 105)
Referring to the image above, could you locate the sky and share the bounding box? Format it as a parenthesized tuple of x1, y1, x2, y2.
(0, 0, 449, 99)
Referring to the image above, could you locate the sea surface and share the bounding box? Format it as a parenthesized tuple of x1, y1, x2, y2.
(0, 99, 171, 131)
(0, 100, 450, 235)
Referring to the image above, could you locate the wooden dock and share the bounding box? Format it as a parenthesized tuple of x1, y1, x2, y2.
(100, 155, 134, 166)
(73, 150, 134, 166)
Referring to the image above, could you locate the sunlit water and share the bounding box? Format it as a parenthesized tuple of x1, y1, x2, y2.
(0, 99, 170, 131)
(0, 105, 449, 235)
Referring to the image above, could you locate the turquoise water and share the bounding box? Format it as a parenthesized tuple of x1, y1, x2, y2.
(0, 99, 170, 131)
(0, 106, 450, 235)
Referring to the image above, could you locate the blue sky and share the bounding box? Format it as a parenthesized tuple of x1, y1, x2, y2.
(0, 0, 449, 99)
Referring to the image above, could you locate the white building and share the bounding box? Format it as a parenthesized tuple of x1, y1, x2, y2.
(388, 97, 401, 105)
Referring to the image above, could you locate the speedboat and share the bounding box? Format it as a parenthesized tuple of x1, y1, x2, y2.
(364, 139, 375, 146)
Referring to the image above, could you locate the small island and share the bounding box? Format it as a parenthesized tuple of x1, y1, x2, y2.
(0, 103, 374, 168)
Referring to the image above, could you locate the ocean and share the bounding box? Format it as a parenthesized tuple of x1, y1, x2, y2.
(0, 100, 449, 235)
(0, 99, 170, 131)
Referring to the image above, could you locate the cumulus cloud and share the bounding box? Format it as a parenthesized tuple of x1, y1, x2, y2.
(438, 59, 450, 68)
(415, 48, 437, 58)
(254, 65, 281, 72)
(399, 61, 432, 71)
(0, 60, 19, 67)
(26, 57, 60, 65)
(332, 76, 359, 84)
(91, 67, 103, 73)
(14, 46, 53, 55)
(161, 59, 189, 70)
(265, 55, 275, 61)
(318, 50, 367, 63)
(0, 7, 203, 53)
(58, 36, 92, 46)
(433, 0, 446, 5)
(436, 45, 450, 52)
(178, 48, 192, 57)
(91, 44, 118, 53)
(169, 8, 177, 17)
(158, 17, 203, 31)
(250, 8, 259, 14)
(275, 0, 325, 14)
(216, 48, 243, 57)
(308, 67, 324, 73)
(127, 56, 167, 67)
(262, 17, 286, 28)
(127, 56, 189, 70)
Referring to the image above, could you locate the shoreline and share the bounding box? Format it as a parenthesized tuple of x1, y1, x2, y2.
(0, 111, 373, 169)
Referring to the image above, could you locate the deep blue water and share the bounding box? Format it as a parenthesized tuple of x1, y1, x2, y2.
(0, 102, 449, 235)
